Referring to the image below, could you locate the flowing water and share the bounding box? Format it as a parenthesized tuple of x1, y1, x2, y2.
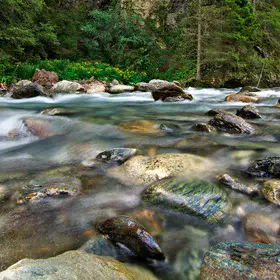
(0, 88, 280, 277)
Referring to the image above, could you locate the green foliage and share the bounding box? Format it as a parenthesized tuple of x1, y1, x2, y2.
(0, 60, 148, 84)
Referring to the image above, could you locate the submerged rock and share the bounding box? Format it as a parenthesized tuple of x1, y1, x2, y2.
(208, 112, 254, 134)
(108, 153, 214, 186)
(236, 105, 261, 119)
(247, 157, 280, 178)
(0, 251, 158, 280)
(205, 109, 227, 117)
(262, 179, 280, 206)
(108, 85, 135, 93)
(97, 216, 165, 260)
(245, 212, 280, 244)
(11, 83, 45, 99)
(225, 93, 259, 103)
(95, 148, 139, 165)
(200, 242, 280, 279)
(120, 120, 164, 135)
(191, 123, 216, 133)
(217, 174, 258, 196)
(142, 178, 231, 225)
(51, 80, 84, 93)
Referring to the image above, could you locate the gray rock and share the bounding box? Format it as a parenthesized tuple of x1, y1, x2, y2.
(236, 105, 261, 119)
(95, 148, 139, 165)
(12, 83, 45, 99)
(108, 153, 214, 186)
(51, 80, 84, 93)
(0, 250, 158, 280)
(200, 242, 280, 279)
(209, 112, 254, 134)
(108, 85, 135, 94)
(217, 174, 258, 196)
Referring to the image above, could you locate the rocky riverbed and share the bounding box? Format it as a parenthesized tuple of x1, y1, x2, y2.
(0, 81, 279, 279)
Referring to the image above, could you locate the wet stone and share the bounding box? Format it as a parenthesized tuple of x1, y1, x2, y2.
(191, 123, 216, 133)
(95, 148, 139, 165)
(236, 105, 261, 119)
(209, 112, 254, 134)
(247, 157, 280, 178)
(262, 179, 280, 206)
(200, 242, 280, 280)
(141, 178, 231, 225)
(217, 174, 259, 196)
(97, 216, 165, 260)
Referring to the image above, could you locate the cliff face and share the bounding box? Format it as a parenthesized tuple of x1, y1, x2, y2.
(119, 0, 188, 25)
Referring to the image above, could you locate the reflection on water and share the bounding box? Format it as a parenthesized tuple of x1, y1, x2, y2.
(0, 88, 280, 277)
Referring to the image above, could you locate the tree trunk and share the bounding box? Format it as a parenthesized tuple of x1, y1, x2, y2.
(196, 0, 202, 81)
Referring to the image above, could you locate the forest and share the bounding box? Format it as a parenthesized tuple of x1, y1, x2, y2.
(0, 0, 280, 86)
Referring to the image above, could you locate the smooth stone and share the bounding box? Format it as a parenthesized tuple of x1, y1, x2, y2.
(191, 123, 216, 133)
(225, 93, 259, 103)
(0, 251, 158, 280)
(86, 81, 106, 93)
(108, 153, 214, 186)
(247, 157, 280, 178)
(236, 105, 261, 119)
(200, 242, 280, 279)
(245, 212, 280, 244)
(142, 178, 231, 225)
(111, 79, 119, 86)
(15, 80, 32, 87)
(95, 148, 139, 165)
(108, 85, 135, 93)
(11, 83, 45, 99)
(209, 112, 254, 134)
(51, 80, 84, 93)
(97, 216, 165, 260)
(262, 179, 280, 205)
(135, 82, 155, 92)
(217, 174, 258, 196)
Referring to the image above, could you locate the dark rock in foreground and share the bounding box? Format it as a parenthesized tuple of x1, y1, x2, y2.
(97, 216, 165, 260)
(142, 178, 231, 225)
(191, 123, 216, 133)
(209, 112, 254, 134)
(247, 157, 280, 178)
(12, 83, 45, 99)
(236, 105, 261, 119)
(200, 242, 280, 279)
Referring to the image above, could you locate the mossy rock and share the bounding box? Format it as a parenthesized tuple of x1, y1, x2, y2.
(142, 178, 231, 225)
(200, 242, 280, 280)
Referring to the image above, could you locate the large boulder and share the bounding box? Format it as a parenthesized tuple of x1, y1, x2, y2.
(147, 79, 193, 102)
(51, 80, 84, 93)
(225, 93, 259, 103)
(0, 251, 158, 280)
(11, 83, 45, 99)
(86, 81, 106, 93)
(108, 153, 214, 186)
(32, 69, 58, 88)
(247, 157, 280, 178)
(142, 178, 231, 225)
(108, 85, 135, 94)
(200, 242, 280, 279)
(236, 105, 261, 119)
(208, 112, 254, 134)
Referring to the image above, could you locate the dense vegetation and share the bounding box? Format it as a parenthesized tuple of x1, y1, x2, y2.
(0, 0, 279, 86)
